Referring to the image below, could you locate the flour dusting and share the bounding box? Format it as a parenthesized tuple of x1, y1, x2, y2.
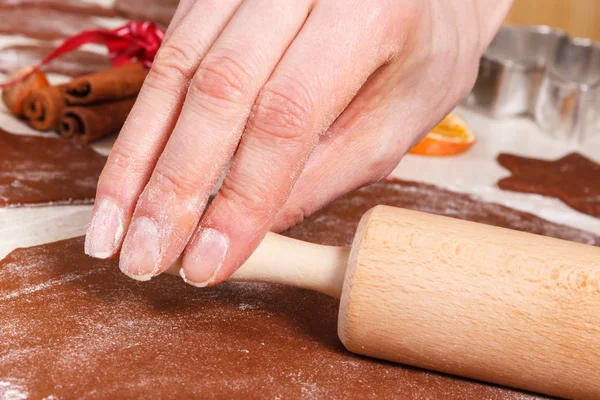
(1, 180, 593, 399)
(0, 129, 106, 207)
(0, 271, 96, 302)
(0, 381, 28, 400)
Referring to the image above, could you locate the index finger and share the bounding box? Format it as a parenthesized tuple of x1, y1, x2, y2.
(85, 0, 241, 259)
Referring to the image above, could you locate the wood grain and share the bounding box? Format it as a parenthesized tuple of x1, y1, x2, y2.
(167, 232, 350, 298)
(505, 0, 600, 40)
(339, 205, 600, 400)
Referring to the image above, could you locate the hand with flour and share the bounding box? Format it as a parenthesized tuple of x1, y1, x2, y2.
(85, 0, 512, 285)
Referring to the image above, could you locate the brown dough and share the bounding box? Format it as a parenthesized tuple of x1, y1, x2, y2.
(2, 179, 596, 399)
(498, 153, 600, 219)
(60, 97, 136, 144)
(0, 129, 106, 206)
(0, 0, 115, 16)
(114, 0, 179, 28)
(0, 6, 102, 40)
(0, 44, 111, 77)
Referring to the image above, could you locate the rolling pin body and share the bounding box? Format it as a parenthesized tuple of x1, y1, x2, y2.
(167, 205, 600, 398)
(340, 206, 600, 399)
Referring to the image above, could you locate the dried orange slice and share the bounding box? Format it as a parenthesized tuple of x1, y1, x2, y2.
(410, 114, 476, 156)
(2, 67, 49, 117)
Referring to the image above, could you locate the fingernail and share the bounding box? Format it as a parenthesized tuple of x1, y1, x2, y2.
(85, 197, 124, 259)
(181, 228, 229, 287)
(119, 216, 160, 281)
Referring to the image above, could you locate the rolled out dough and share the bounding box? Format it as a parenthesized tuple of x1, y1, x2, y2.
(0, 129, 106, 206)
(497, 152, 600, 219)
(2, 179, 595, 399)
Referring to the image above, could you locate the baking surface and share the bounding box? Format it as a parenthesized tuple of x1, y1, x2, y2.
(1, 99, 598, 259)
(7, 178, 587, 400)
(0, 9, 598, 258)
(0, 130, 107, 206)
(0, 13, 599, 399)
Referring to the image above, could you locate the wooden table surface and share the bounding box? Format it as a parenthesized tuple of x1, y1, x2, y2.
(505, 0, 600, 41)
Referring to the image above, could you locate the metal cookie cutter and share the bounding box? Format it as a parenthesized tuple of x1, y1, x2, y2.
(465, 25, 563, 118)
(465, 25, 600, 143)
(535, 36, 600, 142)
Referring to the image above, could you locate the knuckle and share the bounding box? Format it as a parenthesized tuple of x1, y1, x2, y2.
(146, 42, 198, 91)
(101, 143, 146, 184)
(250, 82, 313, 142)
(189, 53, 252, 105)
(152, 164, 199, 197)
(218, 178, 270, 219)
(97, 145, 151, 198)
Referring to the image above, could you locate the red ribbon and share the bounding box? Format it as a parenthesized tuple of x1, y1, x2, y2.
(1, 21, 164, 89)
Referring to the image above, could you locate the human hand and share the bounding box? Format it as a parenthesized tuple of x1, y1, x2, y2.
(85, 0, 512, 285)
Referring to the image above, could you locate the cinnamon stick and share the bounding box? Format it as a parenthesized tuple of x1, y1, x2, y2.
(59, 97, 136, 144)
(22, 84, 68, 131)
(65, 63, 148, 105)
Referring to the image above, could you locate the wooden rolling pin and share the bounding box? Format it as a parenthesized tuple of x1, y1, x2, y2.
(166, 205, 600, 399)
